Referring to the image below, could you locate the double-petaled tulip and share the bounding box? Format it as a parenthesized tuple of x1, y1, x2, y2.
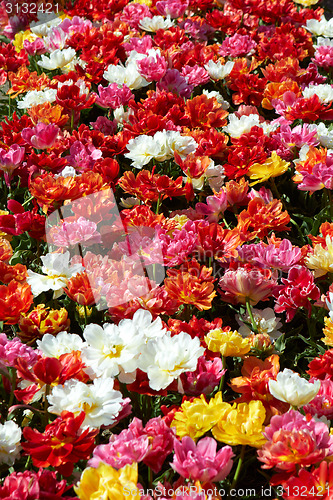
(21, 122, 59, 149)
(0, 280, 33, 325)
(22, 411, 98, 477)
(268, 368, 320, 408)
(171, 436, 234, 482)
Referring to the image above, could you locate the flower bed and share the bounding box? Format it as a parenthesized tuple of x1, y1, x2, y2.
(0, 0, 333, 498)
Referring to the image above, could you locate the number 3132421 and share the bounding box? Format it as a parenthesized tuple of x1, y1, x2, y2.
(5, 3, 59, 14)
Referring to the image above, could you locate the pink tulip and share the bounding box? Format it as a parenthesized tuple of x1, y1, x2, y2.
(123, 36, 153, 55)
(156, 0, 189, 18)
(0, 145, 25, 176)
(65, 140, 102, 172)
(49, 216, 102, 248)
(219, 266, 277, 305)
(0, 333, 40, 372)
(88, 418, 150, 469)
(157, 69, 194, 98)
(171, 436, 234, 482)
(314, 45, 333, 70)
(304, 378, 333, 419)
(89, 416, 174, 473)
(219, 33, 257, 57)
(58, 15, 93, 34)
(95, 83, 134, 109)
(258, 410, 333, 472)
(179, 355, 225, 396)
(181, 65, 210, 86)
(195, 190, 228, 222)
(248, 186, 273, 204)
(143, 417, 175, 473)
(23, 38, 46, 56)
(274, 265, 320, 321)
(236, 239, 302, 272)
(21, 122, 59, 150)
(119, 3, 151, 29)
(137, 53, 167, 83)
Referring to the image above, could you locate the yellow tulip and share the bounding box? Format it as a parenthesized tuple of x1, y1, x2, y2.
(247, 152, 290, 186)
(130, 0, 152, 5)
(171, 391, 229, 440)
(212, 400, 267, 448)
(74, 462, 140, 500)
(205, 329, 251, 357)
(293, 0, 319, 5)
(322, 316, 333, 346)
(305, 235, 333, 277)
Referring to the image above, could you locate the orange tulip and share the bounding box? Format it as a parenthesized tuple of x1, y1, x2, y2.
(0, 280, 33, 324)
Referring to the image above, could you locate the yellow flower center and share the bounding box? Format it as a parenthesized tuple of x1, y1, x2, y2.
(81, 401, 98, 413)
(104, 345, 123, 358)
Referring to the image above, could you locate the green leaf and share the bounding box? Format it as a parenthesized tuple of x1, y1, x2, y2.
(274, 334, 286, 353)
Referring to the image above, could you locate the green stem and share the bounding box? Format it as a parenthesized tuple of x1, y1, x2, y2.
(230, 445, 246, 491)
(83, 304, 88, 327)
(222, 217, 231, 229)
(155, 195, 161, 215)
(70, 110, 75, 131)
(245, 298, 258, 334)
(7, 80, 12, 119)
(25, 455, 32, 469)
(7, 403, 45, 420)
(34, 56, 41, 75)
(218, 356, 226, 393)
(22, 195, 34, 207)
(140, 394, 152, 424)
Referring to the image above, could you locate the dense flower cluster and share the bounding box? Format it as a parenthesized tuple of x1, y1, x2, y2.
(0, 0, 333, 498)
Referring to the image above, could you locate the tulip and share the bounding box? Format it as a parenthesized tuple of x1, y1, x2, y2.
(171, 436, 234, 482)
(268, 368, 320, 407)
(0, 145, 25, 176)
(21, 122, 59, 149)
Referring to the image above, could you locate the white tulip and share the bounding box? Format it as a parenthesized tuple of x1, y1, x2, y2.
(305, 16, 333, 37)
(37, 331, 86, 358)
(0, 421, 22, 465)
(302, 84, 333, 104)
(17, 88, 57, 109)
(268, 368, 320, 407)
(138, 331, 205, 391)
(103, 62, 149, 90)
(27, 251, 84, 298)
(204, 60, 234, 80)
(38, 48, 76, 70)
(223, 114, 261, 138)
(47, 378, 125, 429)
(139, 15, 174, 32)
